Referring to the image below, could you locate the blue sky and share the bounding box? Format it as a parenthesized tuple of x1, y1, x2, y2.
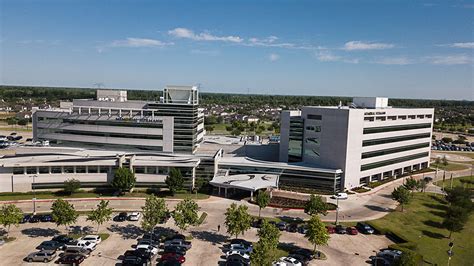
(1, 0, 473, 100)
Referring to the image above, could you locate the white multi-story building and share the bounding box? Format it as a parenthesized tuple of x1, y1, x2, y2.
(32, 85, 204, 154)
(280, 97, 434, 190)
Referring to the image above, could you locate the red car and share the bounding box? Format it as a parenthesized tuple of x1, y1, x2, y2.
(160, 253, 185, 264)
(58, 254, 85, 265)
(346, 227, 359, 235)
(326, 226, 336, 234)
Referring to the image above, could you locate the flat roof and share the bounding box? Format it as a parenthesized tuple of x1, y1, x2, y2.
(210, 173, 279, 192)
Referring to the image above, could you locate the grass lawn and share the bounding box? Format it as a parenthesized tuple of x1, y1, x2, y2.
(440, 152, 474, 160)
(434, 175, 474, 188)
(0, 190, 209, 201)
(367, 193, 474, 265)
(430, 162, 469, 171)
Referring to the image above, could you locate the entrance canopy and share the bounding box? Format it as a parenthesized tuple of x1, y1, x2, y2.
(210, 174, 279, 192)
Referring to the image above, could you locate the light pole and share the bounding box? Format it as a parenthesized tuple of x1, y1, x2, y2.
(335, 196, 339, 225)
(31, 174, 37, 214)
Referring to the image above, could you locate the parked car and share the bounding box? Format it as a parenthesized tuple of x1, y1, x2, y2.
(122, 250, 148, 266)
(123, 249, 153, 263)
(29, 215, 42, 223)
(163, 245, 187, 256)
(287, 254, 310, 266)
(114, 212, 128, 222)
(287, 223, 298, 233)
(335, 225, 346, 234)
(370, 256, 391, 266)
(226, 254, 250, 266)
(278, 256, 303, 266)
(356, 222, 375, 234)
(276, 221, 288, 231)
(163, 239, 192, 250)
(52, 235, 73, 244)
(346, 227, 358, 235)
(36, 240, 65, 251)
(57, 254, 85, 265)
(63, 247, 91, 257)
(160, 253, 186, 264)
(66, 240, 97, 251)
(226, 250, 251, 259)
(377, 249, 402, 262)
(40, 214, 53, 222)
(140, 233, 161, 244)
(24, 250, 57, 263)
(331, 193, 348, 200)
(229, 239, 252, 249)
(136, 244, 159, 256)
(80, 235, 102, 244)
(164, 234, 186, 242)
(229, 243, 253, 254)
(128, 212, 141, 221)
(297, 225, 308, 234)
(326, 225, 336, 234)
(21, 214, 32, 224)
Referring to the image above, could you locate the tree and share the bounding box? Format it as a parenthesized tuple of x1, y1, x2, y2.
(445, 187, 473, 210)
(442, 156, 449, 168)
(434, 157, 441, 167)
(87, 200, 113, 232)
(305, 215, 329, 253)
(165, 168, 184, 195)
(255, 190, 270, 218)
(172, 198, 199, 232)
(404, 177, 418, 192)
(111, 167, 136, 194)
(224, 203, 252, 239)
(0, 204, 23, 237)
(141, 195, 169, 234)
(251, 220, 281, 265)
(51, 199, 78, 231)
(394, 250, 418, 266)
(304, 194, 328, 216)
(443, 205, 469, 238)
(63, 178, 81, 195)
(442, 137, 453, 143)
(392, 186, 411, 211)
(417, 179, 427, 193)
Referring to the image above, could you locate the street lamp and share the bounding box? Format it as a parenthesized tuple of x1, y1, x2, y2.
(335, 196, 339, 225)
(30, 174, 37, 214)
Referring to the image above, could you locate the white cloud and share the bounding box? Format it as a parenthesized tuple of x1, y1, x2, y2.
(268, 53, 280, 62)
(427, 55, 472, 65)
(374, 57, 413, 65)
(111, 38, 172, 47)
(190, 49, 220, 56)
(246, 36, 315, 50)
(316, 51, 341, 62)
(168, 28, 243, 43)
(343, 41, 395, 51)
(445, 42, 474, 49)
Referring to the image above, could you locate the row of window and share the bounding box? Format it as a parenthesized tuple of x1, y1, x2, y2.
(305, 125, 321, 132)
(363, 123, 432, 134)
(364, 114, 432, 122)
(307, 114, 322, 120)
(13, 165, 111, 175)
(46, 129, 164, 140)
(362, 133, 431, 146)
(361, 142, 430, 159)
(360, 152, 429, 171)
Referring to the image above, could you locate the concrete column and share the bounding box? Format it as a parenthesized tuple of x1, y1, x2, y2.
(218, 187, 221, 195)
(225, 187, 228, 198)
(250, 191, 254, 201)
(191, 168, 196, 190)
(48, 166, 51, 174)
(61, 166, 65, 174)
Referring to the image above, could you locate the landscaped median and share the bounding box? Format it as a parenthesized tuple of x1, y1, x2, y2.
(365, 193, 474, 265)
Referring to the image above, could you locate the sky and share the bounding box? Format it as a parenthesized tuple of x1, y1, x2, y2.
(0, 0, 473, 100)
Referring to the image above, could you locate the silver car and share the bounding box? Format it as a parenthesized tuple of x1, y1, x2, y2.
(25, 250, 57, 263)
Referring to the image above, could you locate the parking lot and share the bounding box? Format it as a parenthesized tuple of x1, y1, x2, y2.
(0, 209, 393, 266)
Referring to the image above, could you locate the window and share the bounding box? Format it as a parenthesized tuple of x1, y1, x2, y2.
(13, 167, 24, 175)
(51, 167, 62, 174)
(75, 166, 86, 173)
(417, 115, 424, 119)
(408, 115, 416, 119)
(134, 166, 145, 174)
(39, 167, 49, 174)
(426, 114, 432, 118)
(87, 166, 98, 173)
(398, 116, 407, 120)
(64, 166, 74, 174)
(360, 152, 429, 171)
(361, 143, 430, 159)
(26, 167, 37, 175)
(388, 116, 397, 120)
(99, 166, 109, 173)
(147, 167, 158, 174)
(307, 114, 322, 120)
(364, 117, 375, 122)
(363, 123, 431, 134)
(363, 133, 431, 146)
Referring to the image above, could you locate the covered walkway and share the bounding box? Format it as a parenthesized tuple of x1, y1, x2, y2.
(209, 173, 279, 199)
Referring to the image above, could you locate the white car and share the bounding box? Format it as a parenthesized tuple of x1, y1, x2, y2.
(274, 257, 302, 266)
(66, 240, 97, 252)
(136, 244, 159, 255)
(80, 235, 101, 244)
(229, 243, 253, 253)
(226, 250, 250, 260)
(128, 212, 141, 221)
(331, 192, 348, 200)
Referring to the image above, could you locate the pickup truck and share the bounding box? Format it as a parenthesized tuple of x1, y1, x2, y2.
(66, 240, 97, 252)
(163, 239, 192, 250)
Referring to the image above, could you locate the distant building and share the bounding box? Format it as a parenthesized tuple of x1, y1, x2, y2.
(32, 85, 204, 154)
(279, 97, 434, 190)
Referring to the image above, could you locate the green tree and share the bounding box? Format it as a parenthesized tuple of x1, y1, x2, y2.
(141, 195, 169, 234)
(51, 199, 78, 231)
(392, 186, 411, 211)
(0, 204, 23, 237)
(224, 203, 252, 239)
(172, 198, 199, 232)
(443, 205, 469, 238)
(442, 156, 449, 168)
(63, 178, 81, 195)
(255, 190, 270, 218)
(251, 220, 281, 265)
(305, 215, 330, 253)
(165, 168, 184, 195)
(417, 179, 427, 193)
(304, 194, 328, 216)
(445, 186, 473, 210)
(404, 177, 419, 192)
(86, 200, 113, 232)
(394, 250, 418, 266)
(111, 167, 136, 194)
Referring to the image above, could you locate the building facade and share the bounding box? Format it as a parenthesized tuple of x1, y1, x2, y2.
(33, 85, 204, 154)
(280, 97, 434, 190)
